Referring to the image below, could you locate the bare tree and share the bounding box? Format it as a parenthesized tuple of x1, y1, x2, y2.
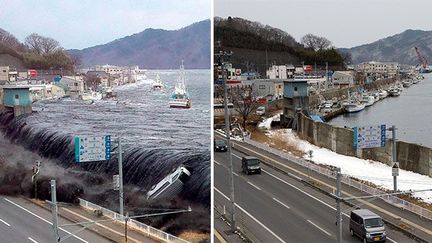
(85, 74, 101, 90)
(231, 86, 261, 131)
(0, 28, 24, 51)
(301, 33, 332, 51)
(25, 33, 60, 54)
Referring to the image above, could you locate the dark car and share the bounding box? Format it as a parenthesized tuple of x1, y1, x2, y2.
(214, 139, 228, 152)
(242, 156, 261, 174)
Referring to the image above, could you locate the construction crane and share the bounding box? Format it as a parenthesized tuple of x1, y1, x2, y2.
(414, 46, 428, 69)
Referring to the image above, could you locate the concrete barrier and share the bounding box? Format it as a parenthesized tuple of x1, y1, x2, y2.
(297, 113, 432, 177)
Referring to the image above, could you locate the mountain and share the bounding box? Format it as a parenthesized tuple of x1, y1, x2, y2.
(340, 29, 432, 65)
(68, 20, 210, 69)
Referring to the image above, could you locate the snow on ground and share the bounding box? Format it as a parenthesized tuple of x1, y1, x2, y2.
(258, 113, 282, 130)
(267, 129, 432, 204)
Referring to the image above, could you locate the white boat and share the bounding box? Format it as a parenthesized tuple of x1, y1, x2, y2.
(378, 90, 388, 99)
(79, 91, 102, 101)
(388, 88, 401, 97)
(361, 94, 375, 107)
(344, 102, 366, 113)
(152, 74, 165, 90)
(169, 61, 191, 109)
(402, 80, 412, 87)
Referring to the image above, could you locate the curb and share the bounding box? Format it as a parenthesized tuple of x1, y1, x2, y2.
(232, 143, 429, 243)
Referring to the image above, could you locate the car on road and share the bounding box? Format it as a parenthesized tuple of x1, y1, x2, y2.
(241, 156, 261, 174)
(349, 209, 386, 243)
(214, 139, 227, 152)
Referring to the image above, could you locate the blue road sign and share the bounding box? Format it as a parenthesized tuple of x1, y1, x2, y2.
(75, 135, 112, 162)
(353, 125, 386, 149)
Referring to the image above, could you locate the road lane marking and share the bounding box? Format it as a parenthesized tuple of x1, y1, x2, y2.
(232, 154, 241, 159)
(214, 161, 221, 165)
(0, 218, 11, 226)
(272, 198, 290, 209)
(247, 181, 261, 191)
(233, 172, 239, 176)
(307, 220, 331, 236)
(215, 188, 286, 243)
(28, 237, 39, 243)
(214, 229, 227, 243)
(4, 198, 88, 243)
(231, 144, 404, 241)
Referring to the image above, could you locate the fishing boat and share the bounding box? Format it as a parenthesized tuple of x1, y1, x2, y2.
(378, 89, 388, 99)
(388, 88, 401, 97)
(152, 74, 165, 90)
(344, 102, 365, 113)
(169, 61, 191, 108)
(361, 94, 375, 107)
(402, 80, 412, 87)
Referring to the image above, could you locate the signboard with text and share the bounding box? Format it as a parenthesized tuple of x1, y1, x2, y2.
(353, 125, 386, 149)
(75, 135, 112, 163)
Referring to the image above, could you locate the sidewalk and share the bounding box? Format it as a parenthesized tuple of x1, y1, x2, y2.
(214, 210, 245, 243)
(34, 199, 159, 243)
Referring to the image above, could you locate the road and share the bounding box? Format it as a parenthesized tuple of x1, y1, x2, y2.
(0, 196, 112, 243)
(214, 137, 417, 242)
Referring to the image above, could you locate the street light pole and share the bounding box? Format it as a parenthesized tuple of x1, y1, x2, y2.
(50, 180, 59, 243)
(219, 51, 236, 232)
(336, 168, 342, 243)
(118, 137, 124, 218)
(390, 125, 398, 192)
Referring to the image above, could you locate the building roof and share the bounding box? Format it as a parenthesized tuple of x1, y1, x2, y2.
(2, 85, 31, 90)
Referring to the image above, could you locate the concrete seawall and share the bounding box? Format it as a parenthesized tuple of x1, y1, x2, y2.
(297, 113, 432, 177)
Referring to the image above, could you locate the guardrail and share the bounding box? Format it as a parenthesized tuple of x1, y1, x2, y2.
(242, 137, 432, 221)
(79, 199, 189, 243)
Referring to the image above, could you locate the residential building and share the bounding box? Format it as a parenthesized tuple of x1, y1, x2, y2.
(252, 79, 284, 101)
(59, 76, 85, 93)
(357, 61, 399, 79)
(332, 71, 354, 88)
(0, 66, 9, 81)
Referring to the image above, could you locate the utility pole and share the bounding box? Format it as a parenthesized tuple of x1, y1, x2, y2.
(118, 137, 124, 218)
(390, 125, 398, 192)
(217, 50, 237, 232)
(336, 168, 342, 243)
(32, 160, 41, 199)
(50, 180, 59, 243)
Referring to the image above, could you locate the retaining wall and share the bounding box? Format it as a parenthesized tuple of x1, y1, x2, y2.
(297, 113, 432, 177)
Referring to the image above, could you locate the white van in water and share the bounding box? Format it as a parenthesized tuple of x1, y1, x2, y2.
(146, 166, 191, 200)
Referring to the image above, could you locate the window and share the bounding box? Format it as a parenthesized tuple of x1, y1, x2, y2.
(294, 87, 298, 91)
(15, 94, 19, 99)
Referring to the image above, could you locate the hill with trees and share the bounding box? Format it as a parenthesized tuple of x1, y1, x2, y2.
(0, 28, 77, 72)
(214, 17, 345, 75)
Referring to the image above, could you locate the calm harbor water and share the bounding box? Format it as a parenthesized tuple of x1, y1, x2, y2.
(328, 73, 432, 148)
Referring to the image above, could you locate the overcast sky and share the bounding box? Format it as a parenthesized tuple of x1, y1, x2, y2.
(215, 0, 432, 48)
(0, 0, 210, 49)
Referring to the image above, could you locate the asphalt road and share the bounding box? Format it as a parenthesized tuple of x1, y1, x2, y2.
(214, 145, 416, 243)
(0, 196, 112, 243)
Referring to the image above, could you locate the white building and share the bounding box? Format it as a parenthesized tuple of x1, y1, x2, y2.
(266, 64, 303, 79)
(357, 62, 399, 78)
(59, 76, 84, 93)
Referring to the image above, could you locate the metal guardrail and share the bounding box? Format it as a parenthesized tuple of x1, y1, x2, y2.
(79, 199, 189, 243)
(242, 137, 432, 221)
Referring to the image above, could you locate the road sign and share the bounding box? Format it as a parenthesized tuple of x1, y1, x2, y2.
(113, 174, 120, 190)
(392, 162, 399, 177)
(353, 125, 386, 149)
(74, 135, 112, 163)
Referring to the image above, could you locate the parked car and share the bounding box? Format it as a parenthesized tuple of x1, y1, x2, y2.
(350, 209, 386, 243)
(214, 139, 227, 152)
(241, 156, 261, 174)
(256, 106, 265, 116)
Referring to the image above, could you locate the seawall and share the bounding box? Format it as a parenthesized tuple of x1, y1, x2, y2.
(297, 113, 432, 177)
